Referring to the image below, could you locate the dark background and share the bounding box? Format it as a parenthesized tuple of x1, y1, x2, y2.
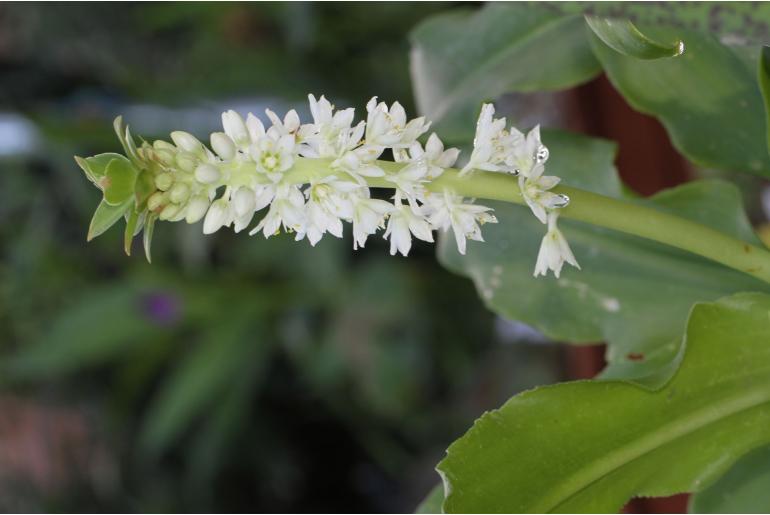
(1, 3, 766, 513)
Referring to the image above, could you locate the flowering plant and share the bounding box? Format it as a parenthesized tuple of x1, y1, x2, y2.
(72, 3, 770, 513)
(78, 95, 579, 278)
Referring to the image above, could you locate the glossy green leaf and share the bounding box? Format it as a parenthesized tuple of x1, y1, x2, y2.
(759, 46, 770, 157)
(87, 198, 132, 241)
(416, 484, 444, 514)
(439, 130, 769, 386)
(689, 445, 770, 513)
(589, 26, 770, 177)
(103, 157, 139, 206)
(438, 293, 770, 513)
(557, 2, 770, 45)
(585, 16, 684, 59)
(410, 3, 600, 140)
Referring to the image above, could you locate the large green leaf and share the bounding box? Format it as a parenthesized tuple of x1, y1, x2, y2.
(558, 2, 770, 45)
(409, 3, 601, 141)
(585, 16, 684, 59)
(439, 130, 769, 385)
(437, 293, 770, 513)
(590, 26, 770, 176)
(689, 445, 770, 513)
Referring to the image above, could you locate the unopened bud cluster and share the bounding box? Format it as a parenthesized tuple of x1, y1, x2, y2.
(77, 95, 579, 277)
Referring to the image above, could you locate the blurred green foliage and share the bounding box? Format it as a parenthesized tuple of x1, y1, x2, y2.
(0, 3, 564, 512)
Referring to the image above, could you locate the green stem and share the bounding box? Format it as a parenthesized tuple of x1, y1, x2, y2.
(283, 157, 770, 285)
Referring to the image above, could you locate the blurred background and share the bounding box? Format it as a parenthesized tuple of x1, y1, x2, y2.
(0, 3, 569, 512)
(2, 3, 769, 513)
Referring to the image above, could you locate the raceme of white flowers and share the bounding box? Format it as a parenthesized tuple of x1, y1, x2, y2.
(114, 95, 580, 278)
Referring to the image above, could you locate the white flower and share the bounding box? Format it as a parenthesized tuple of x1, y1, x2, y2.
(351, 192, 393, 249)
(250, 184, 306, 238)
(300, 94, 364, 159)
(210, 132, 236, 160)
(518, 162, 568, 224)
(170, 131, 205, 156)
(246, 113, 267, 143)
(386, 133, 460, 199)
(194, 163, 221, 184)
(233, 186, 256, 217)
(222, 110, 251, 151)
(220, 110, 273, 155)
(383, 201, 434, 256)
(185, 195, 210, 224)
(365, 97, 430, 149)
(300, 176, 358, 246)
(534, 211, 580, 278)
(251, 133, 296, 182)
(266, 109, 301, 137)
(253, 183, 278, 211)
(426, 190, 497, 255)
(413, 133, 459, 179)
(506, 125, 549, 177)
(332, 150, 385, 181)
(203, 197, 233, 234)
(460, 104, 518, 176)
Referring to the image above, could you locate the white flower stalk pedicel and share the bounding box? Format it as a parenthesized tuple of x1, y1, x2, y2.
(75, 96, 579, 278)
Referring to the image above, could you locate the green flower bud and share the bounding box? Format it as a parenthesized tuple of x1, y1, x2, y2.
(147, 191, 166, 211)
(153, 148, 176, 167)
(159, 203, 181, 221)
(195, 163, 221, 184)
(169, 182, 190, 204)
(211, 132, 236, 160)
(175, 152, 198, 173)
(170, 131, 203, 155)
(153, 140, 176, 152)
(154, 172, 174, 191)
(185, 195, 210, 224)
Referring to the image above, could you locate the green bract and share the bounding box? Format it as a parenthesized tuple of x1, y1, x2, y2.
(103, 156, 139, 206)
(76, 119, 164, 257)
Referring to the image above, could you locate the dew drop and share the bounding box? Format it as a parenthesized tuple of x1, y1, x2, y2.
(554, 194, 570, 208)
(536, 145, 549, 163)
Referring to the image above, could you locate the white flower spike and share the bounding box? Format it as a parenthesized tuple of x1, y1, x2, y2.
(82, 94, 579, 279)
